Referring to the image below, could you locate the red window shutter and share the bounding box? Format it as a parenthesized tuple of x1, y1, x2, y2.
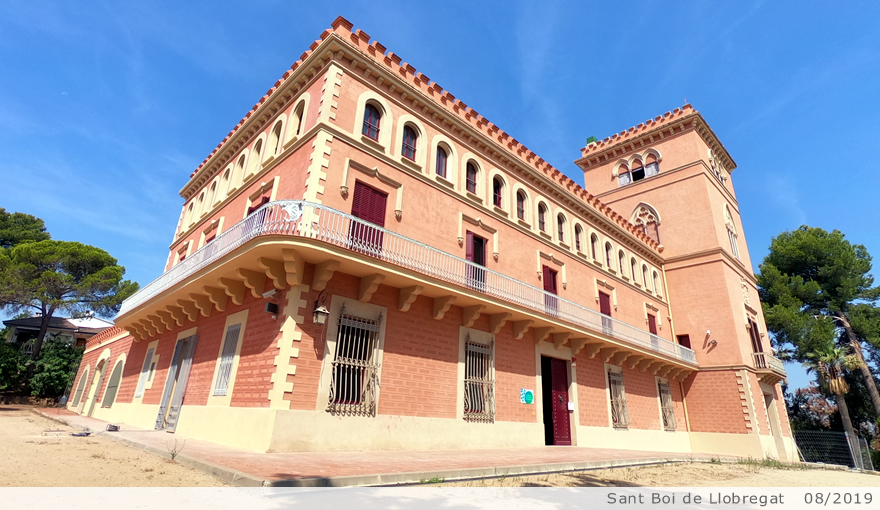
(599, 292, 612, 316)
(351, 181, 387, 226)
(648, 314, 657, 334)
(542, 266, 558, 294)
(351, 182, 365, 219)
(466, 231, 475, 262)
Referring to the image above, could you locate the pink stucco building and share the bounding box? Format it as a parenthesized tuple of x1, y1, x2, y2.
(67, 17, 793, 460)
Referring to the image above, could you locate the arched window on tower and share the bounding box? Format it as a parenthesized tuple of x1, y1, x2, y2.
(590, 234, 599, 260)
(466, 162, 478, 194)
(631, 204, 661, 244)
(493, 176, 504, 208)
(557, 214, 566, 243)
(401, 125, 418, 160)
(724, 205, 740, 259)
(605, 242, 613, 269)
(516, 190, 527, 221)
(537, 203, 547, 232)
(574, 225, 583, 252)
(435, 146, 448, 178)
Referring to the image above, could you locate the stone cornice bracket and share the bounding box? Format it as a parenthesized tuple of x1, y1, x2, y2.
(155, 311, 176, 330)
(219, 278, 246, 306)
(177, 299, 200, 322)
(626, 355, 644, 370)
(146, 315, 166, 335)
(512, 320, 533, 340)
(432, 295, 456, 320)
(569, 338, 589, 355)
(167, 306, 186, 326)
(312, 260, 340, 291)
(138, 320, 157, 338)
(398, 285, 423, 312)
(237, 268, 268, 298)
(533, 327, 551, 345)
(582, 343, 603, 359)
(203, 286, 229, 312)
(282, 249, 305, 286)
(258, 257, 287, 290)
(553, 332, 571, 351)
(489, 313, 511, 334)
(358, 273, 385, 303)
(599, 347, 618, 363)
(190, 293, 214, 317)
(462, 305, 485, 328)
(611, 351, 631, 366)
(648, 361, 664, 375)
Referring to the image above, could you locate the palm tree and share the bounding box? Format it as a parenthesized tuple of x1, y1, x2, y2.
(804, 342, 864, 442)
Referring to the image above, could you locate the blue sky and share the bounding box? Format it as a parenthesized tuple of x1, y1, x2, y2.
(2, 2, 878, 389)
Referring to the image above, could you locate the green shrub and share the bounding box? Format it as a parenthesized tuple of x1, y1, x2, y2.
(871, 450, 880, 471)
(0, 341, 26, 392)
(29, 336, 83, 398)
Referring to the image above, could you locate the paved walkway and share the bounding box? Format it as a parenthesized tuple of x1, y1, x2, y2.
(35, 407, 735, 487)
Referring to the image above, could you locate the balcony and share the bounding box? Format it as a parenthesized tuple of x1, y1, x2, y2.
(752, 351, 786, 385)
(118, 201, 697, 371)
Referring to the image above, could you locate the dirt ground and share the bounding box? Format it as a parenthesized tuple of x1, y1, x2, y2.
(2, 404, 878, 488)
(433, 462, 880, 488)
(0, 405, 226, 487)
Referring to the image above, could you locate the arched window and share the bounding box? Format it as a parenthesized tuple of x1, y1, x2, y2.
(269, 120, 283, 155)
(186, 202, 195, 227)
(605, 242, 613, 269)
(293, 101, 305, 137)
(618, 250, 626, 276)
(631, 257, 638, 282)
(557, 214, 566, 243)
(538, 203, 547, 232)
(516, 190, 526, 221)
(362, 104, 381, 140)
(208, 181, 217, 208)
(575, 225, 583, 252)
(653, 271, 662, 296)
(248, 139, 263, 175)
(221, 168, 231, 196)
(101, 359, 125, 408)
(645, 153, 660, 176)
(642, 264, 650, 290)
(71, 366, 89, 406)
(618, 164, 631, 186)
(631, 160, 646, 182)
(466, 162, 478, 194)
(402, 125, 418, 160)
(493, 176, 504, 208)
(632, 204, 661, 244)
(196, 192, 205, 217)
(725, 205, 740, 259)
(436, 146, 448, 178)
(590, 234, 599, 260)
(233, 154, 246, 185)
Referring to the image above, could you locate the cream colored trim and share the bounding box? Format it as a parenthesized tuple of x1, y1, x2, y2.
(460, 153, 484, 198)
(133, 339, 160, 404)
(284, 94, 311, 150)
(101, 354, 127, 408)
(243, 176, 280, 219)
(246, 134, 267, 181)
(644, 301, 662, 328)
(393, 114, 428, 170)
(341, 157, 404, 218)
(537, 250, 567, 289)
(230, 150, 250, 192)
(458, 327, 494, 421)
(69, 365, 90, 410)
(534, 196, 551, 234)
(555, 211, 569, 247)
(269, 284, 308, 409)
(596, 278, 618, 310)
(263, 115, 287, 166)
(317, 295, 388, 413)
(604, 362, 624, 429)
(207, 309, 249, 407)
(459, 213, 499, 260)
(219, 165, 234, 201)
(198, 217, 224, 248)
(487, 168, 510, 212)
(303, 130, 334, 203)
(511, 183, 532, 226)
(318, 64, 343, 124)
(353, 90, 393, 153)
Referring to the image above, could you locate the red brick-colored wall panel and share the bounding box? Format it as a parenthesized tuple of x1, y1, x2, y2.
(683, 370, 748, 434)
(494, 322, 538, 423)
(622, 367, 662, 431)
(576, 356, 610, 427)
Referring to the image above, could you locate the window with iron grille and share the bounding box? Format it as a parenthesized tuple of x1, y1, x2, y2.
(658, 379, 676, 431)
(327, 306, 383, 417)
(608, 369, 629, 429)
(464, 335, 494, 423)
(213, 323, 242, 396)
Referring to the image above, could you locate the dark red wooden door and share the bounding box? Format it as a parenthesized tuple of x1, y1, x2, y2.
(350, 181, 387, 254)
(648, 314, 657, 334)
(549, 357, 571, 445)
(543, 265, 558, 316)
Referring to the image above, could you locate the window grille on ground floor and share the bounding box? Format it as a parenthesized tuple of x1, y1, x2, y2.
(658, 379, 676, 431)
(327, 306, 382, 417)
(464, 335, 495, 423)
(608, 369, 629, 429)
(213, 323, 242, 396)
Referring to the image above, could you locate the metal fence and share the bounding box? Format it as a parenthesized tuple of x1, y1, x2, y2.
(794, 430, 875, 470)
(121, 201, 698, 364)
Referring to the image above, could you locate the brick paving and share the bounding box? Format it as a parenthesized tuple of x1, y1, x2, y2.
(35, 407, 735, 486)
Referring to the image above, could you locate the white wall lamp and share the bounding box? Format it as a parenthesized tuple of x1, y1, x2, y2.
(312, 290, 329, 325)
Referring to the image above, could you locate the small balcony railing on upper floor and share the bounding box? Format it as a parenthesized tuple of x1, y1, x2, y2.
(119, 200, 697, 365)
(752, 351, 786, 378)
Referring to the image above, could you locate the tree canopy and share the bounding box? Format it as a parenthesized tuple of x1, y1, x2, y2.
(758, 225, 880, 421)
(0, 208, 50, 248)
(0, 240, 138, 358)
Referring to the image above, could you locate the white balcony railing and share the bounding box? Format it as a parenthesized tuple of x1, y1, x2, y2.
(120, 201, 698, 365)
(752, 351, 786, 376)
